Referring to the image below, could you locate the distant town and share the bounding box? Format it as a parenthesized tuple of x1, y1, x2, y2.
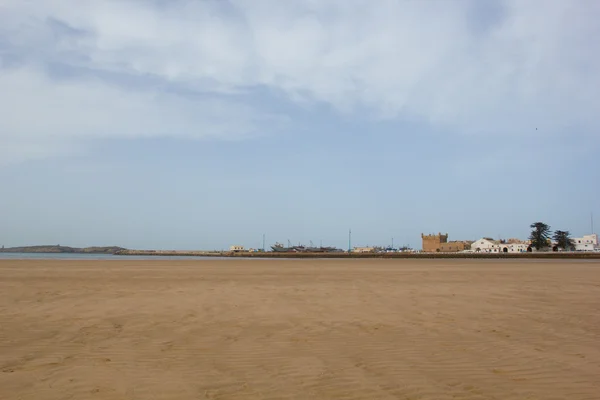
(227, 232, 599, 254)
(2, 221, 598, 256)
(225, 221, 600, 254)
(419, 231, 599, 254)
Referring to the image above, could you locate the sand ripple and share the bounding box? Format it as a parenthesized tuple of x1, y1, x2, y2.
(1, 259, 599, 399)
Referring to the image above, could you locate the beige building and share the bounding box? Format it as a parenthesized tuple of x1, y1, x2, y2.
(421, 233, 448, 252)
(439, 241, 472, 252)
(229, 245, 245, 252)
(421, 233, 448, 253)
(353, 247, 375, 253)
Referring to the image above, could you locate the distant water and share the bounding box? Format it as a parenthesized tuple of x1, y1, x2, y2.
(0, 252, 235, 261)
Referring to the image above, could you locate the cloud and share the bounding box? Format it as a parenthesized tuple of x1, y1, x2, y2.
(1, 0, 598, 162)
(0, 66, 284, 164)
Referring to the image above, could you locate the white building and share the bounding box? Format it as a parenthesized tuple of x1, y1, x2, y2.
(471, 238, 500, 253)
(229, 245, 245, 252)
(471, 238, 528, 253)
(572, 234, 598, 251)
(505, 243, 529, 253)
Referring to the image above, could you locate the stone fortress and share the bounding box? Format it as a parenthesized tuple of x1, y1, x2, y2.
(421, 233, 472, 253)
(421, 233, 448, 253)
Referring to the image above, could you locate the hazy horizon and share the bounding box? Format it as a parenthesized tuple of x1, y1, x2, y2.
(1, 0, 599, 251)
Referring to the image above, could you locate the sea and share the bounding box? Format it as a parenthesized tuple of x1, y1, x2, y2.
(0, 253, 234, 261)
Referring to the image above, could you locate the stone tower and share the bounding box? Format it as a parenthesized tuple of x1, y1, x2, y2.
(421, 233, 448, 252)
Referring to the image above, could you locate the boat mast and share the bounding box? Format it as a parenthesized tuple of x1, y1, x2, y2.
(348, 228, 352, 253)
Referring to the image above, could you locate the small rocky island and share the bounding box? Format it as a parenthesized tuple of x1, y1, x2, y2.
(0, 245, 126, 254)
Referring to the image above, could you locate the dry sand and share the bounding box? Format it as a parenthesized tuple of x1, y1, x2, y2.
(1, 259, 599, 400)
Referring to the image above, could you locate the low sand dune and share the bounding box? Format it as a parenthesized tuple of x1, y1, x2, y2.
(1, 259, 599, 399)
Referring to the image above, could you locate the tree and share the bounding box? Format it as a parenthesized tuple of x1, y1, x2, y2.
(553, 230, 575, 251)
(529, 222, 551, 250)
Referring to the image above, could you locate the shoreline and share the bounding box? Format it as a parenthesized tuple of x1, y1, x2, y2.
(114, 250, 600, 259)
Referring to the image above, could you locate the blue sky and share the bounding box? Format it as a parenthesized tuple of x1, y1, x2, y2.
(0, 0, 599, 250)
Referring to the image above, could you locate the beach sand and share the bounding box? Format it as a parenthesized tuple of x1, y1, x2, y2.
(1, 259, 599, 399)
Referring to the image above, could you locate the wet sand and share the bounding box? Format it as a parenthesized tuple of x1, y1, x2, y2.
(1, 259, 599, 399)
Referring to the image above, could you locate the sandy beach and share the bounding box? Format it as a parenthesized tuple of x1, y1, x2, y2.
(1, 259, 599, 399)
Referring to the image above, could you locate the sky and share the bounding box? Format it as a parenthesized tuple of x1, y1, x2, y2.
(0, 0, 599, 250)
